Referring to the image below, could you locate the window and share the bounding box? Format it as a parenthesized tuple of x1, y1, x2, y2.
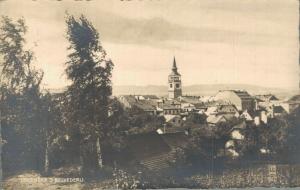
(176, 84, 180, 88)
(170, 84, 173, 88)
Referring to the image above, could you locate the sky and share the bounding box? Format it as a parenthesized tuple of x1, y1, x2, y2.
(0, 0, 298, 90)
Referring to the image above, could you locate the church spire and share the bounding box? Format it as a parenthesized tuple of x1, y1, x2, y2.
(172, 56, 178, 73)
(173, 56, 177, 69)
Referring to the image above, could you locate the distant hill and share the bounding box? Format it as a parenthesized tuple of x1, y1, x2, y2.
(113, 84, 298, 99)
(47, 84, 298, 99)
(288, 94, 300, 102)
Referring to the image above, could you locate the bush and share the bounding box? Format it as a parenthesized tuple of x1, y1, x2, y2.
(112, 168, 139, 189)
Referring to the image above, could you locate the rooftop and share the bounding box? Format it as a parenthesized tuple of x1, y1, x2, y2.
(164, 115, 180, 122)
(207, 115, 227, 124)
(255, 94, 278, 102)
(169, 56, 181, 76)
(219, 90, 253, 100)
(287, 94, 300, 103)
(273, 105, 287, 114)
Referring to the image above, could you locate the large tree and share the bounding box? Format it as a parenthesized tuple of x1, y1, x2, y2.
(65, 15, 113, 171)
(0, 16, 46, 174)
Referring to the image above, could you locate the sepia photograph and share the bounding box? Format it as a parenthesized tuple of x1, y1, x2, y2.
(0, 0, 299, 189)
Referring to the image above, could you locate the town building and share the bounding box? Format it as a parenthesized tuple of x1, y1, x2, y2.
(230, 121, 247, 140)
(206, 115, 227, 126)
(118, 95, 136, 109)
(255, 94, 281, 111)
(134, 95, 159, 101)
(179, 96, 201, 104)
(255, 94, 279, 102)
(225, 121, 247, 158)
(164, 115, 182, 127)
(157, 99, 181, 115)
(279, 95, 300, 113)
(181, 102, 196, 113)
(214, 90, 255, 111)
(239, 109, 270, 126)
(205, 103, 238, 118)
(168, 57, 182, 99)
(118, 95, 157, 115)
(163, 104, 181, 115)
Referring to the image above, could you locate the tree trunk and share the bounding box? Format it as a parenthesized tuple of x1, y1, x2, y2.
(96, 137, 103, 168)
(44, 137, 49, 174)
(79, 141, 84, 169)
(0, 110, 3, 190)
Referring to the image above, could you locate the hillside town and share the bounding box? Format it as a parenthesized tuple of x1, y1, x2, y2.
(115, 57, 300, 172)
(1, 3, 299, 188)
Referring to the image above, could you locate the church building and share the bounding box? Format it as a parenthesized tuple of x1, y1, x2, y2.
(168, 57, 182, 99)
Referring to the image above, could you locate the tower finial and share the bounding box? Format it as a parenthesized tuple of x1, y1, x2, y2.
(171, 56, 179, 74)
(173, 56, 177, 69)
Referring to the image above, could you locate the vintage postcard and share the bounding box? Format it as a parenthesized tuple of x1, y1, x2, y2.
(0, 0, 299, 189)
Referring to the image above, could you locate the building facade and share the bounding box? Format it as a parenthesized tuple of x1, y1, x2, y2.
(168, 57, 182, 99)
(214, 90, 255, 111)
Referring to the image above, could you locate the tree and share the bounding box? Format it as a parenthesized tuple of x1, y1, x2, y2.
(39, 92, 67, 174)
(286, 107, 300, 163)
(65, 15, 113, 172)
(127, 107, 165, 134)
(184, 113, 207, 126)
(0, 16, 45, 173)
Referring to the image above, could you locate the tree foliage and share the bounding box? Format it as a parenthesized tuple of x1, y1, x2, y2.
(0, 16, 46, 174)
(64, 14, 113, 170)
(0, 16, 43, 94)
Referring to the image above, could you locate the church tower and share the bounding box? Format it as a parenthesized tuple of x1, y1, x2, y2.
(168, 57, 182, 99)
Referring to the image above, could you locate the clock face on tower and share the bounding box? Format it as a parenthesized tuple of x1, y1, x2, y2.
(168, 57, 182, 99)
